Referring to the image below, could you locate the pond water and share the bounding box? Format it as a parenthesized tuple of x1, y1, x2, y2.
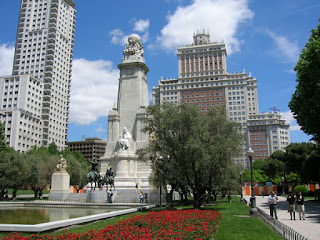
(0, 206, 129, 224)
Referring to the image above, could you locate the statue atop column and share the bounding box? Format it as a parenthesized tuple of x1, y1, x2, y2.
(123, 34, 144, 57)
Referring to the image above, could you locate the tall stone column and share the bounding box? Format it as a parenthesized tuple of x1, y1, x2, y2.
(100, 34, 151, 198)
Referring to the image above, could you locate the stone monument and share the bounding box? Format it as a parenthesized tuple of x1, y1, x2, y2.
(100, 34, 152, 202)
(49, 155, 71, 201)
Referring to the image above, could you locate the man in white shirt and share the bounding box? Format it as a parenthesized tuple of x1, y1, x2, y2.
(268, 191, 278, 219)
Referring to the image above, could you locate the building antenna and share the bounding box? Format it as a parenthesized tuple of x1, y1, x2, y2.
(269, 107, 280, 113)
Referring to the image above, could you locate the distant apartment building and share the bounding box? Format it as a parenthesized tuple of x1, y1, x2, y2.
(0, 0, 76, 152)
(247, 112, 290, 160)
(67, 137, 107, 161)
(152, 30, 290, 166)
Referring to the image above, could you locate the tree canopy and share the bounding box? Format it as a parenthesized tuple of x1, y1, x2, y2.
(289, 20, 320, 143)
(137, 103, 242, 209)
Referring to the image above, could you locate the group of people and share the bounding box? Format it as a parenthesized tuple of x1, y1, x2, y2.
(268, 191, 306, 220)
(286, 191, 305, 220)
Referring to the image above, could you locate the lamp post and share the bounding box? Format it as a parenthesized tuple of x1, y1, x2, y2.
(247, 147, 258, 216)
(240, 170, 244, 202)
(157, 156, 163, 207)
(281, 176, 285, 195)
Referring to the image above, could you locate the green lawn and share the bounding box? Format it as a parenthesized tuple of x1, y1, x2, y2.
(210, 197, 281, 240)
(0, 197, 282, 239)
(6, 189, 50, 195)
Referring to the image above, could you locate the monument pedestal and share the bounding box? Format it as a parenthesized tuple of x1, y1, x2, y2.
(86, 190, 107, 203)
(49, 172, 70, 201)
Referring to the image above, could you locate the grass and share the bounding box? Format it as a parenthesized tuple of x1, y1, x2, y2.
(0, 198, 282, 239)
(6, 189, 50, 195)
(209, 197, 282, 240)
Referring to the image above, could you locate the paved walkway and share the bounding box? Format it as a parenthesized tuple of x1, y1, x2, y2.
(244, 195, 320, 240)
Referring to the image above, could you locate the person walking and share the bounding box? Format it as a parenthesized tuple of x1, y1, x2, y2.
(107, 189, 113, 203)
(296, 191, 305, 220)
(268, 191, 278, 219)
(287, 192, 296, 220)
(139, 191, 144, 204)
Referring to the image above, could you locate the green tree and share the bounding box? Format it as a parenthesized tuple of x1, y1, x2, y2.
(0, 121, 7, 152)
(0, 150, 30, 199)
(285, 142, 316, 183)
(48, 142, 60, 155)
(289, 20, 320, 143)
(137, 103, 242, 209)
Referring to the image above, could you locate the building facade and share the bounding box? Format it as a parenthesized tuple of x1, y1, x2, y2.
(0, 0, 76, 152)
(247, 112, 290, 160)
(67, 137, 107, 162)
(152, 30, 289, 166)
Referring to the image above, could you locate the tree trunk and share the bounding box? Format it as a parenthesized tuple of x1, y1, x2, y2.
(12, 188, 17, 200)
(193, 192, 201, 209)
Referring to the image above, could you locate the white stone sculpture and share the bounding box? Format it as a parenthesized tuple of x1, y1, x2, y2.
(123, 34, 144, 57)
(118, 127, 132, 151)
(56, 154, 67, 173)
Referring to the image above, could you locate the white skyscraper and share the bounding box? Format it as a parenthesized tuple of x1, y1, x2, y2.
(0, 0, 76, 152)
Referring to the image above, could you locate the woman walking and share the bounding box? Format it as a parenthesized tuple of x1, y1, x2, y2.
(296, 192, 305, 220)
(287, 192, 296, 220)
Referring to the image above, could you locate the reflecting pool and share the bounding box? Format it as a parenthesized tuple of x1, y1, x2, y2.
(0, 205, 130, 224)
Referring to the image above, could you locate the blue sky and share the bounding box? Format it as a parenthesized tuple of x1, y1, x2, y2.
(0, 0, 319, 143)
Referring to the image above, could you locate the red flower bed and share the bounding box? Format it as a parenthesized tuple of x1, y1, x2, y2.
(2, 209, 221, 240)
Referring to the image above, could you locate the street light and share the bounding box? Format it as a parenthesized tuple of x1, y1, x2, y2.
(240, 170, 244, 202)
(247, 147, 258, 216)
(157, 156, 163, 207)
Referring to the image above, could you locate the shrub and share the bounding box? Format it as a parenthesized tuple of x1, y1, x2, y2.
(315, 189, 320, 201)
(293, 185, 308, 195)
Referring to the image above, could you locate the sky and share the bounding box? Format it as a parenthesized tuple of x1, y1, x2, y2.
(0, 0, 319, 143)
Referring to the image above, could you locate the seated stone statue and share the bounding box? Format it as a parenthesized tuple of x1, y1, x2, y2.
(118, 127, 132, 151)
(56, 154, 67, 173)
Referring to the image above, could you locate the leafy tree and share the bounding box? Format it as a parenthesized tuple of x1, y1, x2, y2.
(242, 168, 268, 183)
(285, 142, 316, 183)
(137, 103, 242, 209)
(0, 121, 7, 152)
(66, 154, 90, 190)
(48, 142, 60, 155)
(289, 20, 320, 143)
(261, 158, 284, 181)
(0, 150, 30, 199)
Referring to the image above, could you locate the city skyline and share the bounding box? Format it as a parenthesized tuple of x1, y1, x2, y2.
(1, 0, 319, 144)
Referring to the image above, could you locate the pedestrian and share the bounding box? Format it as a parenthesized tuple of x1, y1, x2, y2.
(228, 189, 232, 203)
(287, 192, 296, 220)
(296, 191, 305, 220)
(107, 189, 113, 203)
(262, 190, 264, 198)
(139, 191, 144, 204)
(135, 183, 139, 193)
(268, 191, 278, 219)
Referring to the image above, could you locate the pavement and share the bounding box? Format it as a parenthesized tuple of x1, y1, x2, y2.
(244, 195, 320, 240)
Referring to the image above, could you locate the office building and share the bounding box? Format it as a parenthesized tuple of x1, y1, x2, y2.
(67, 137, 107, 162)
(247, 112, 290, 160)
(0, 0, 76, 152)
(152, 30, 289, 165)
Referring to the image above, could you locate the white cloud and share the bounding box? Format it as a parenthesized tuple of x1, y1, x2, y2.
(281, 111, 301, 131)
(134, 19, 150, 32)
(266, 30, 300, 63)
(95, 127, 106, 133)
(0, 44, 15, 76)
(156, 0, 254, 54)
(110, 19, 150, 46)
(109, 29, 128, 45)
(70, 58, 119, 125)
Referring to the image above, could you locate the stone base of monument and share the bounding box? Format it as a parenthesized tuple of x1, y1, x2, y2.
(86, 190, 107, 203)
(49, 172, 70, 201)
